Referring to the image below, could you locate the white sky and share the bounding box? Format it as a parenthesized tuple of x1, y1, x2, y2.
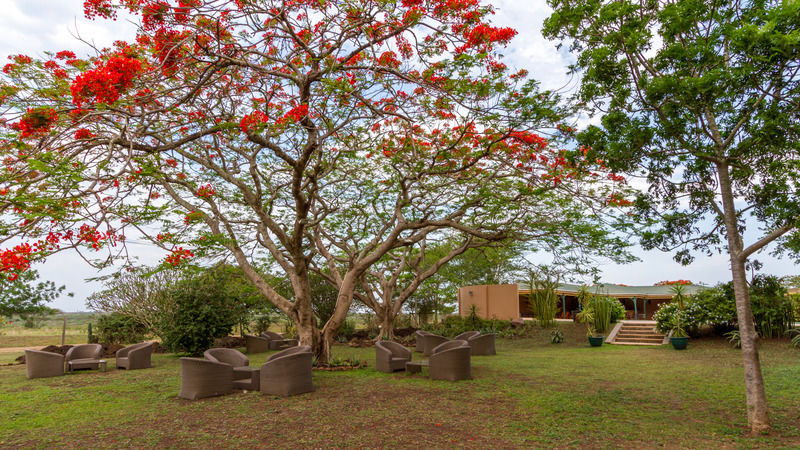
(1, 0, 797, 311)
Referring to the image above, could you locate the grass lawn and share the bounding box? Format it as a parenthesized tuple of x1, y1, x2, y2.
(1, 323, 799, 448)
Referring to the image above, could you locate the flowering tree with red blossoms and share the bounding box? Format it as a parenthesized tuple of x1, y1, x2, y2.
(0, 0, 630, 360)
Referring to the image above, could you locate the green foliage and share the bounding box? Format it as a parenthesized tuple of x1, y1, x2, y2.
(95, 312, 148, 345)
(589, 296, 612, 336)
(654, 275, 794, 338)
(158, 271, 240, 356)
(338, 318, 356, 338)
(787, 328, 800, 349)
(725, 330, 743, 349)
(549, 328, 565, 344)
(528, 267, 559, 328)
(309, 271, 339, 326)
(0, 269, 70, 318)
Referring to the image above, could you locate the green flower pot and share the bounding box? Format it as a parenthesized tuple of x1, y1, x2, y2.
(670, 336, 689, 350)
(587, 336, 604, 347)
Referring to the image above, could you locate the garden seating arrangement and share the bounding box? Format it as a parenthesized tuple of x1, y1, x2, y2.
(260, 331, 299, 350)
(115, 342, 153, 370)
(65, 344, 103, 372)
(414, 330, 431, 352)
(244, 334, 271, 354)
(204, 348, 260, 391)
(178, 357, 234, 400)
(374, 340, 412, 373)
(429, 340, 471, 381)
(260, 345, 313, 397)
(25, 349, 65, 379)
(468, 333, 496, 356)
(453, 330, 480, 341)
(423, 333, 450, 356)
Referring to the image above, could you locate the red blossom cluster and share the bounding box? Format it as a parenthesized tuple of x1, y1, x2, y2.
(0, 226, 111, 280)
(14, 108, 59, 138)
(276, 104, 309, 126)
(196, 184, 215, 198)
(71, 55, 143, 107)
(607, 193, 633, 207)
(240, 110, 269, 133)
(74, 128, 95, 139)
(655, 280, 693, 286)
(0, 243, 33, 280)
(184, 211, 203, 224)
(164, 246, 194, 266)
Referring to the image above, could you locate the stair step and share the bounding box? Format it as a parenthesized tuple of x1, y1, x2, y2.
(614, 338, 664, 343)
(617, 333, 663, 338)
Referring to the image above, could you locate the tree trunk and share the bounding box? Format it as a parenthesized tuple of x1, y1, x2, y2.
(377, 306, 396, 341)
(718, 161, 771, 433)
(318, 271, 360, 364)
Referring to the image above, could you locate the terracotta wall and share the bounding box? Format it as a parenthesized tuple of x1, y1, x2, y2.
(458, 284, 519, 320)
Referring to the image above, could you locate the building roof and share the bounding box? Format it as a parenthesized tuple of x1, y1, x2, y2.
(519, 282, 705, 300)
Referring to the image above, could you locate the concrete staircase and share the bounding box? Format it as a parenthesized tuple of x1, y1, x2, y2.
(610, 321, 665, 346)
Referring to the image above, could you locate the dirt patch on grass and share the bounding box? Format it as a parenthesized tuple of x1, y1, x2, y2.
(105, 374, 527, 448)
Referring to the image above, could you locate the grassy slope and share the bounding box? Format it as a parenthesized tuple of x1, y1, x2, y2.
(0, 323, 798, 448)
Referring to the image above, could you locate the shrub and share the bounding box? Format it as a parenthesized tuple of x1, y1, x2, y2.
(95, 312, 147, 344)
(654, 275, 794, 338)
(338, 318, 356, 338)
(158, 272, 240, 356)
(528, 269, 559, 328)
(550, 328, 565, 344)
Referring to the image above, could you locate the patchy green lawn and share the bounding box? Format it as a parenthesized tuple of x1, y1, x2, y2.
(1, 323, 798, 448)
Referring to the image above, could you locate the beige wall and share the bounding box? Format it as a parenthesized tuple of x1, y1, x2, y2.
(458, 284, 519, 320)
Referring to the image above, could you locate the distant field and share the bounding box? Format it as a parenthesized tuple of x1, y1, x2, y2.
(1, 312, 93, 350)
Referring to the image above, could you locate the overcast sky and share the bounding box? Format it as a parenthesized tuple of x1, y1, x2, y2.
(1, 0, 797, 311)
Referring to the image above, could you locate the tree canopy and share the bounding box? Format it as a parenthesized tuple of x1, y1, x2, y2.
(1, 0, 630, 360)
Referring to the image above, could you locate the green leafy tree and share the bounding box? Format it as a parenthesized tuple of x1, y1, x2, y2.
(0, 269, 71, 318)
(545, 0, 800, 431)
(158, 269, 241, 356)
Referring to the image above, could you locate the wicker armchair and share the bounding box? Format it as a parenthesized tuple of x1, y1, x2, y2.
(414, 330, 431, 353)
(178, 357, 233, 400)
(65, 344, 103, 372)
(374, 340, 412, 373)
(25, 349, 65, 379)
(261, 331, 299, 350)
(423, 333, 450, 356)
(116, 342, 153, 370)
(468, 333, 496, 356)
(245, 334, 271, 354)
(260, 346, 313, 397)
(429, 340, 471, 381)
(204, 348, 259, 391)
(453, 331, 480, 341)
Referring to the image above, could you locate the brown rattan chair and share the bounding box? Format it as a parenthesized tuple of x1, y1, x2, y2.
(65, 344, 103, 372)
(414, 330, 431, 353)
(245, 334, 270, 354)
(178, 357, 233, 400)
(423, 333, 450, 356)
(261, 331, 299, 350)
(204, 348, 259, 391)
(453, 331, 480, 341)
(468, 333, 496, 356)
(25, 349, 65, 379)
(429, 340, 471, 381)
(374, 340, 412, 373)
(260, 345, 313, 397)
(116, 342, 153, 370)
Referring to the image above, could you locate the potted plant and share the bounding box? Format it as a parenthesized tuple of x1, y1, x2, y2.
(669, 318, 689, 350)
(668, 285, 689, 350)
(579, 296, 611, 347)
